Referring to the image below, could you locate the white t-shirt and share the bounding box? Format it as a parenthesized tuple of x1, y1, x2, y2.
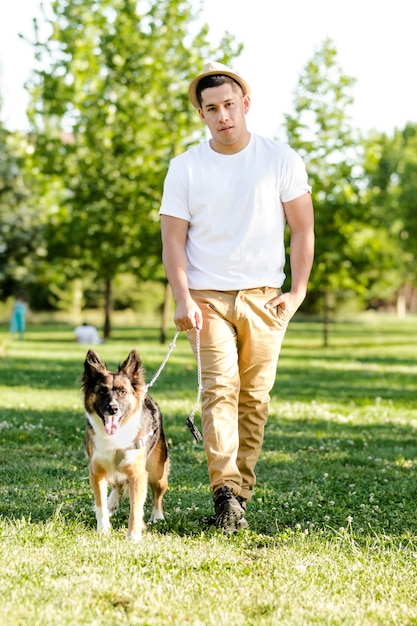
(74, 324, 101, 345)
(159, 134, 311, 290)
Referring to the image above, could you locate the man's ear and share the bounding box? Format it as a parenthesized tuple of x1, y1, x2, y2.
(198, 108, 207, 123)
(243, 94, 251, 115)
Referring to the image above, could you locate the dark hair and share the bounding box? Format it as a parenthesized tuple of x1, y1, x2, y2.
(196, 74, 244, 107)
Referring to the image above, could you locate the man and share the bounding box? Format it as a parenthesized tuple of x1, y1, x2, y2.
(74, 322, 102, 345)
(159, 61, 314, 533)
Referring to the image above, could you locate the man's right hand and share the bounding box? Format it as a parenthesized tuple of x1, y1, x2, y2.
(174, 298, 203, 331)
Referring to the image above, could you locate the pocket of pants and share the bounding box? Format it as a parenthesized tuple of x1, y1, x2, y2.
(273, 305, 293, 324)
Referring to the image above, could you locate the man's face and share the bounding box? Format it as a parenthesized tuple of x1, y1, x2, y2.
(198, 82, 251, 154)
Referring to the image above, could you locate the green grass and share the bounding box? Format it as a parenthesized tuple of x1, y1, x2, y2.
(1, 315, 417, 625)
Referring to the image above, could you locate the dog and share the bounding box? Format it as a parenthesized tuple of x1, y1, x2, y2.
(82, 349, 169, 542)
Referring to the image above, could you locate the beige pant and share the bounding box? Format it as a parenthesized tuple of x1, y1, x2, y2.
(187, 287, 292, 501)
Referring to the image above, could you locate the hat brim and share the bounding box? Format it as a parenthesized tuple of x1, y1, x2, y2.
(188, 70, 251, 109)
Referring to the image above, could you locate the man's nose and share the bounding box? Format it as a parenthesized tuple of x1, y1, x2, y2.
(217, 106, 228, 121)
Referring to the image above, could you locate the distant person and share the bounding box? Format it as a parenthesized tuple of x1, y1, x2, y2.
(10, 293, 28, 340)
(74, 323, 102, 345)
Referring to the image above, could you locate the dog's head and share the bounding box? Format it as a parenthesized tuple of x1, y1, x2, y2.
(82, 350, 145, 435)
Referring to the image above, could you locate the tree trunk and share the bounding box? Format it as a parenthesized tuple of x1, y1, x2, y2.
(103, 277, 112, 339)
(160, 282, 172, 344)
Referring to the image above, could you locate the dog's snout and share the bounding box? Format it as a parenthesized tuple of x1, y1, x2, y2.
(107, 402, 119, 415)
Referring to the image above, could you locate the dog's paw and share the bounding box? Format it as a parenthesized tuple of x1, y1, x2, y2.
(149, 508, 165, 523)
(96, 518, 111, 534)
(127, 531, 142, 543)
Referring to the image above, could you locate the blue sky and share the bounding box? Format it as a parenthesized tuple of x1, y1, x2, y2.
(1, 0, 416, 137)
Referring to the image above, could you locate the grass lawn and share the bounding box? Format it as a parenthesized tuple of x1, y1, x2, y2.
(0, 314, 416, 625)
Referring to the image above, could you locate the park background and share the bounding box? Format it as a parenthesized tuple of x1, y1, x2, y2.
(1, 2, 417, 625)
(0, 0, 417, 340)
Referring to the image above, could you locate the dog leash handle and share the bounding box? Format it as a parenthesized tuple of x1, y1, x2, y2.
(186, 417, 203, 443)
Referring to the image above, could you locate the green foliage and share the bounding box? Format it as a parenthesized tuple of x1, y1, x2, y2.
(284, 39, 396, 318)
(26, 0, 242, 334)
(367, 124, 417, 270)
(0, 317, 417, 624)
(3, 20, 417, 325)
(0, 128, 46, 296)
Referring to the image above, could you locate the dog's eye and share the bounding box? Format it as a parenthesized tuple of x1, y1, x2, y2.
(97, 388, 107, 396)
(117, 388, 127, 397)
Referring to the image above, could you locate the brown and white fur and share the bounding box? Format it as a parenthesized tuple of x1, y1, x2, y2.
(82, 349, 169, 542)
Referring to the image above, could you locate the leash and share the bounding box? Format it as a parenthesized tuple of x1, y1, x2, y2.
(144, 329, 203, 442)
(144, 330, 180, 392)
(186, 327, 203, 442)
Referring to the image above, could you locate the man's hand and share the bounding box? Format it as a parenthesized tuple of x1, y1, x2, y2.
(264, 290, 306, 314)
(174, 298, 203, 331)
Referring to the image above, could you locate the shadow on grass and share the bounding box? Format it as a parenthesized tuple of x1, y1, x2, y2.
(274, 357, 416, 405)
(0, 352, 414, 411)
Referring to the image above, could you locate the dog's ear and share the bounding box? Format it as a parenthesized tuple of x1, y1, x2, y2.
(82, 350, 107, 385)
(119, 350, 144, 386)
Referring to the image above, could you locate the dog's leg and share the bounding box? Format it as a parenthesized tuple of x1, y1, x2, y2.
(146, 439, 169, 523)
(90, 466, 111, 533)
(124, 449, 148, 542)
(107, 486, 121, 517)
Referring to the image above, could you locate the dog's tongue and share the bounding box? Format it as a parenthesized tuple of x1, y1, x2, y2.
(104, 415, 120, 435)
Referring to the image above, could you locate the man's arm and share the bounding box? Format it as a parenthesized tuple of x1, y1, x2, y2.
(160, 215, 203, 330)
(265, 192, 314, 312)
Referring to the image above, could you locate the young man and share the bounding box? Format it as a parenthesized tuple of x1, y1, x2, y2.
(159, 61, 314, 532)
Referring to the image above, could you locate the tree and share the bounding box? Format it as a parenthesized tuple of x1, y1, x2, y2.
(284, 39, 381, 344)
(27, 0, 241, 336)
(363, 124, 417, 314)
(389, 125, 417, 297)
(0, 124, 46, 299)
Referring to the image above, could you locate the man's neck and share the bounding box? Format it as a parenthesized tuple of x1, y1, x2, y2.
(209, 131, 251, 155)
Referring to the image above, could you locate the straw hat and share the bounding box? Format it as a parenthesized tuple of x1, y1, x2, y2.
(188, 61, 251, 109)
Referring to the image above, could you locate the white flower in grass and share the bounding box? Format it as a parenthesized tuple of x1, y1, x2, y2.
(347, 515, 353, 524)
